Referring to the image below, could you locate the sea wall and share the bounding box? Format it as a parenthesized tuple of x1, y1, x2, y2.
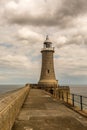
(0, 85, 30, 130)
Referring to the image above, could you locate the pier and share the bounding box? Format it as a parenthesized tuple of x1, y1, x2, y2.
(0, 86, 87, 130)
(12, 87, 87, 130)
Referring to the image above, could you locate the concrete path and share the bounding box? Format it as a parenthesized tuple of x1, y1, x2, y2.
(12, 89, 87, 130)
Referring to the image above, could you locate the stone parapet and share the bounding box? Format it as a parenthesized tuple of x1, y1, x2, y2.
(0, 85, 30, 130)
(55, 86, 70, 101)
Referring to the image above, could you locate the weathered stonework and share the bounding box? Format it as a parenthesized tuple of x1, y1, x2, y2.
(0, 85, 30, 130)
(38, 36, 58, 89)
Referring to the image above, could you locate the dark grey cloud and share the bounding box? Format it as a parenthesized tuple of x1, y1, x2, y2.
(3, 0, 87, 28)
(6, 14, 59, 27)
(58, 0, 87, 17)
(44, 0, 48, 3)
(54, 0, 87, 28)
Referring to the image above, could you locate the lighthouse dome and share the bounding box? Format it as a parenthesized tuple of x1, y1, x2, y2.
(44, 35, 52, 48)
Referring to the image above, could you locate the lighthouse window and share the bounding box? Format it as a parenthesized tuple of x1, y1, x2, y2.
(46, 43, 50, 48)
(48, 69, 50, 73)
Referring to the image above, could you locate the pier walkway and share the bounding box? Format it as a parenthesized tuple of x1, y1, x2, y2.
(12, 89, 87, 130)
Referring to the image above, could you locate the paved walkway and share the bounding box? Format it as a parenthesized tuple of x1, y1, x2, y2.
(12, 89, 87, 130)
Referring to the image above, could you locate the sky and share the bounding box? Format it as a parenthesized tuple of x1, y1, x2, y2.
(0, 0, 87, 85)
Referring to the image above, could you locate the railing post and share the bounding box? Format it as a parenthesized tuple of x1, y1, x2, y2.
(80, 96, 83, 110)
(59, 92, 60, 99)
(72, 94, 74, 107)
(67, 92, 68, 103)
(62, 92, 64, 101)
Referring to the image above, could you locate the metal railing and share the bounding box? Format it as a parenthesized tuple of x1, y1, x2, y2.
(58, 92, 87, 111)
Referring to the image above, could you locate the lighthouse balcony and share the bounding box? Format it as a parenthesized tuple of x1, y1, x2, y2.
(41, 47, 54, 51)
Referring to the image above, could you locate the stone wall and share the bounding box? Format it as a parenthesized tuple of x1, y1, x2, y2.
(40, 50, 55, 80)
(0, 85, 30, 130)
(53, 86, 70, 103)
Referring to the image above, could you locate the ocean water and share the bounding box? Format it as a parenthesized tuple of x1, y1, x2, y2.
(69, 85, 87, 110)
(70, 85, 87, 97)
(0, 84, 24, 94)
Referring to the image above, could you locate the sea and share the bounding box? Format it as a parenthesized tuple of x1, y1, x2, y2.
(0, 84, 24, 94)
(69, 85, 87, 96)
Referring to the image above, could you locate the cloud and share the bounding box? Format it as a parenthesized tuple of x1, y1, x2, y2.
(56, 34, 84, 48)
(55, 45, 87, 80)
(0, 54, 30, 69)
(1, 0, 87, 28)
(51, 15, 87, 48)
(3, 0, 59, 26)
(16, 27, 44, 43)
(60, 0, 87, 16)
(0, 43, 41, 83)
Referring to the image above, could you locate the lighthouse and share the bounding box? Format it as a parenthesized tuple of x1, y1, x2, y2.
(38, 36, 58, 89)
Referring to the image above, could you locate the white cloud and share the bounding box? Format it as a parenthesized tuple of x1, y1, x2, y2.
(17, 27, 43, 43)
(55, 45, 87, 78)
